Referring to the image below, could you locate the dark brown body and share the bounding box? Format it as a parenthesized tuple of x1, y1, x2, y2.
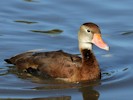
(4, 22, 110, 82)
(5, 49, 100, 82)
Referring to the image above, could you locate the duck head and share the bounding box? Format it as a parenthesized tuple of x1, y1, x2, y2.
(78, 22, 109, 52)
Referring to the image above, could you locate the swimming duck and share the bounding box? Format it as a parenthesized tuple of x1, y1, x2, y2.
(4, 22, 109, 82)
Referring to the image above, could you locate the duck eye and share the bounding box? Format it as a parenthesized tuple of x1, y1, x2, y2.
(87, 29, 90, 32)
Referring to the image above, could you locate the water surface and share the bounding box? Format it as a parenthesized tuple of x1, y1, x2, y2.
(0, 0, 133, 100)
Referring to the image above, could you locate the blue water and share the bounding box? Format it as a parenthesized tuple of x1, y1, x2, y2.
(1, 0, 133, 100)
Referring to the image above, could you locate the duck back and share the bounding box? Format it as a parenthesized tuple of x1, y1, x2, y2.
(5, 50, 82, 79)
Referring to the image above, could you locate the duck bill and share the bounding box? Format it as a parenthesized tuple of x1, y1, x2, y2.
(92, 34, 109, 51)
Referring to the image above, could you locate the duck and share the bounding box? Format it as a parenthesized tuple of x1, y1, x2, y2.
(4, 22, 109, 82)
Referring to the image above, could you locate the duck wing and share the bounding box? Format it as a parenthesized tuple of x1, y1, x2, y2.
(5, 50, 82, 78)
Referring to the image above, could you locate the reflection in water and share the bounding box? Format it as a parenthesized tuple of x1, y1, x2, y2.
(15, 20, 38, 24)
(1, 96, 71, 100)
(3, 66, 100, 100)
(31, 29, 63, 34)
(2, 62, 130, 100)
(32, 96, 71, 100)
(79, 86, 99, 100)
(24, 0, 37, 2)
(121, 31, 133, 35)
(31, 86, 99, 100)
(78, 81, 100, 100)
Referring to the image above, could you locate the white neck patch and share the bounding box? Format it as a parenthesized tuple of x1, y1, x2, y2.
(79, 42, 92, 51)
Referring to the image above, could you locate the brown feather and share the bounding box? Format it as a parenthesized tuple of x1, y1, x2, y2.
(4, 22, 106, 82)
(5, 49, 100, 82)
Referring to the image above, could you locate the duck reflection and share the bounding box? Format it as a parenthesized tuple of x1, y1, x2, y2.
(31, 96, 71, 100)
(79, 82, 100, 100)
(30, 84, 99, 100)
(4, 66, 100, 100)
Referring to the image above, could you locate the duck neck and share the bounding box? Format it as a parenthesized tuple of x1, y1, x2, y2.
(81, 49, 100, 78)
(81, 49, 94, 63)
(79, 42, 92, 61)
(79, 42, 98, 66)
(80, 47, 99, 69)
(79, 44, 100, 80)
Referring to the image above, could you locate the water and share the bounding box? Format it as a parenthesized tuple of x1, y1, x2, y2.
(0, 0, 133, 99)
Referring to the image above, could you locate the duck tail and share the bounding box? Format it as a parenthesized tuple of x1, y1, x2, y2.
(4, 59, 12, 64)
